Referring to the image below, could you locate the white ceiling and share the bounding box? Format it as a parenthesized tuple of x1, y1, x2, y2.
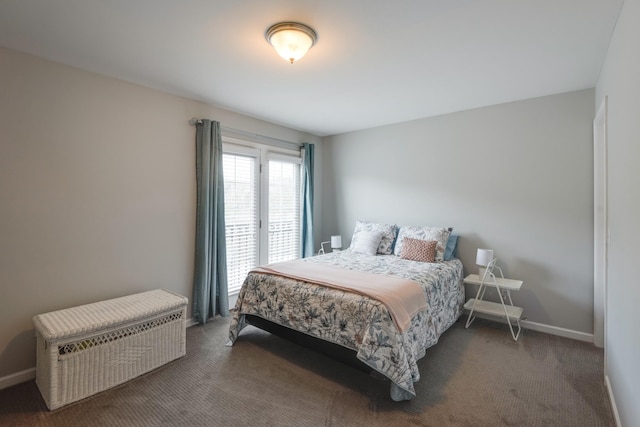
(0, 0, 623, 137)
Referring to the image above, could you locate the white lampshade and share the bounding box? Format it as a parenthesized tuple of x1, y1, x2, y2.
(266, 22, 317, 64)
(476, 248, 494, 266)
(331, 235, 342, 249)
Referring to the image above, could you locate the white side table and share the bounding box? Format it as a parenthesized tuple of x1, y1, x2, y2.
(463, 271, 524, 341)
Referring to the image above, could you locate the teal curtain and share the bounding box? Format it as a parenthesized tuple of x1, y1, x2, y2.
(301, 143, 315, 257)
(193, 119, 229, 324)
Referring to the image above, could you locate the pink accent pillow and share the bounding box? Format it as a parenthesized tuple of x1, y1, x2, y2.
(400, 237, 437, 263)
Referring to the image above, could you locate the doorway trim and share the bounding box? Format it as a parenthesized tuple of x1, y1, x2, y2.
(593, 96, 608, 353)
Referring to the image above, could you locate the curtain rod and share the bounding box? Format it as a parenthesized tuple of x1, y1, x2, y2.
(189, 118, 303, 150)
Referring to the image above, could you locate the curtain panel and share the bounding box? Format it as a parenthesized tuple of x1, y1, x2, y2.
(193, 119, 229, 324)
(301, 143, 315, 258)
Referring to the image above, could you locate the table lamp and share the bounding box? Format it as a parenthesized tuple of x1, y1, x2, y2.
(331, 235, 342, 252)
(476, 248, 494, 279)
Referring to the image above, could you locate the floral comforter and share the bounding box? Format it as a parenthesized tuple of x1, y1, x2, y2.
(228, 250, 464, 400)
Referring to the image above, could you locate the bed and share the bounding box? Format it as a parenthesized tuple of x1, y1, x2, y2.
(227, 221, 464, 401)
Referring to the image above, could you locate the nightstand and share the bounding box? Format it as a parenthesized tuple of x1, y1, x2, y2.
(463, 269, 523, 341)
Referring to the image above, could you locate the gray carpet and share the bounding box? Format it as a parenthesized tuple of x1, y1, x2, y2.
(0, 316, 615, 426)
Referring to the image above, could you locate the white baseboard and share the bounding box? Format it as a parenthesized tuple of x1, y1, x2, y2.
(0, 367, 36, 391)
(605, 375, 622, 427)
(520, 319, 593, 343)
(469, 312, 594, 343)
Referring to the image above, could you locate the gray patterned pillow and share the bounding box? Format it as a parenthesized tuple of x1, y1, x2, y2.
(393, 225, 452, 261)
(350, 220, 397, 255)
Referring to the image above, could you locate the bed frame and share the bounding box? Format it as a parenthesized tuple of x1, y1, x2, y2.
(245, 314, 374, 375)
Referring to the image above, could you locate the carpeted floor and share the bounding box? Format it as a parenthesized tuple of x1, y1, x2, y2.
(0, 316, 615, 426)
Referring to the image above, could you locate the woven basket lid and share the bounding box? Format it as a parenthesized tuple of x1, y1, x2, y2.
(33, 289, 188, 341)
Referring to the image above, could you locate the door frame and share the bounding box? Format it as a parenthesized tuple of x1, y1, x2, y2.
(593, 96, 608, 354)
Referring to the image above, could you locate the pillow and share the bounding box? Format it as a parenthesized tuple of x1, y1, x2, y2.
(393, 225, 452, 261)
(350, 220, 397, 255)
(444, 234, 459, 261)
(400, 238, 437, 263)
(350, 230, 384, 255)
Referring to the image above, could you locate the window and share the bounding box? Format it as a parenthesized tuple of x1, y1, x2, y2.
(223, 148, 259, 295)
(268, 157, 301, 263)
(223, 140, 302, 295)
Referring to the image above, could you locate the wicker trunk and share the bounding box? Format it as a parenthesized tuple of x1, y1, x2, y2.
(33, 289, 188, 410)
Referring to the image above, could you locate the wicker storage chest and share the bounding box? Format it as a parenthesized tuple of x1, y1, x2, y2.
(33, 289, 188, 410)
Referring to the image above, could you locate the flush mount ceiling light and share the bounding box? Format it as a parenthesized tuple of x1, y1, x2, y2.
(266, 22, 317, 64)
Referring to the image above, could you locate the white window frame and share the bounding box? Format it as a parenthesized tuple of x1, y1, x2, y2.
(222, 142, 261, 285)
(264, 151, 303, 264)
(222, 136, 303, 302)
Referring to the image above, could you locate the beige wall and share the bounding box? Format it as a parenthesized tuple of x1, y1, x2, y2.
(322, 89, 595, 335)
(596, 0, 640, 424)
(0, 47, 321, 379)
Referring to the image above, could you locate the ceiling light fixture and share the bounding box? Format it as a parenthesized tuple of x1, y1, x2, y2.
(266, 22, 317, 64)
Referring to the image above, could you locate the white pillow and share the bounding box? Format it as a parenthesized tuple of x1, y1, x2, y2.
(351, 230, 384, 255)
(350, 220, 397, 255)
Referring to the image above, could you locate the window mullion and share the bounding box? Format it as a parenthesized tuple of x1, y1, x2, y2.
(258, 149, 269, 265)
